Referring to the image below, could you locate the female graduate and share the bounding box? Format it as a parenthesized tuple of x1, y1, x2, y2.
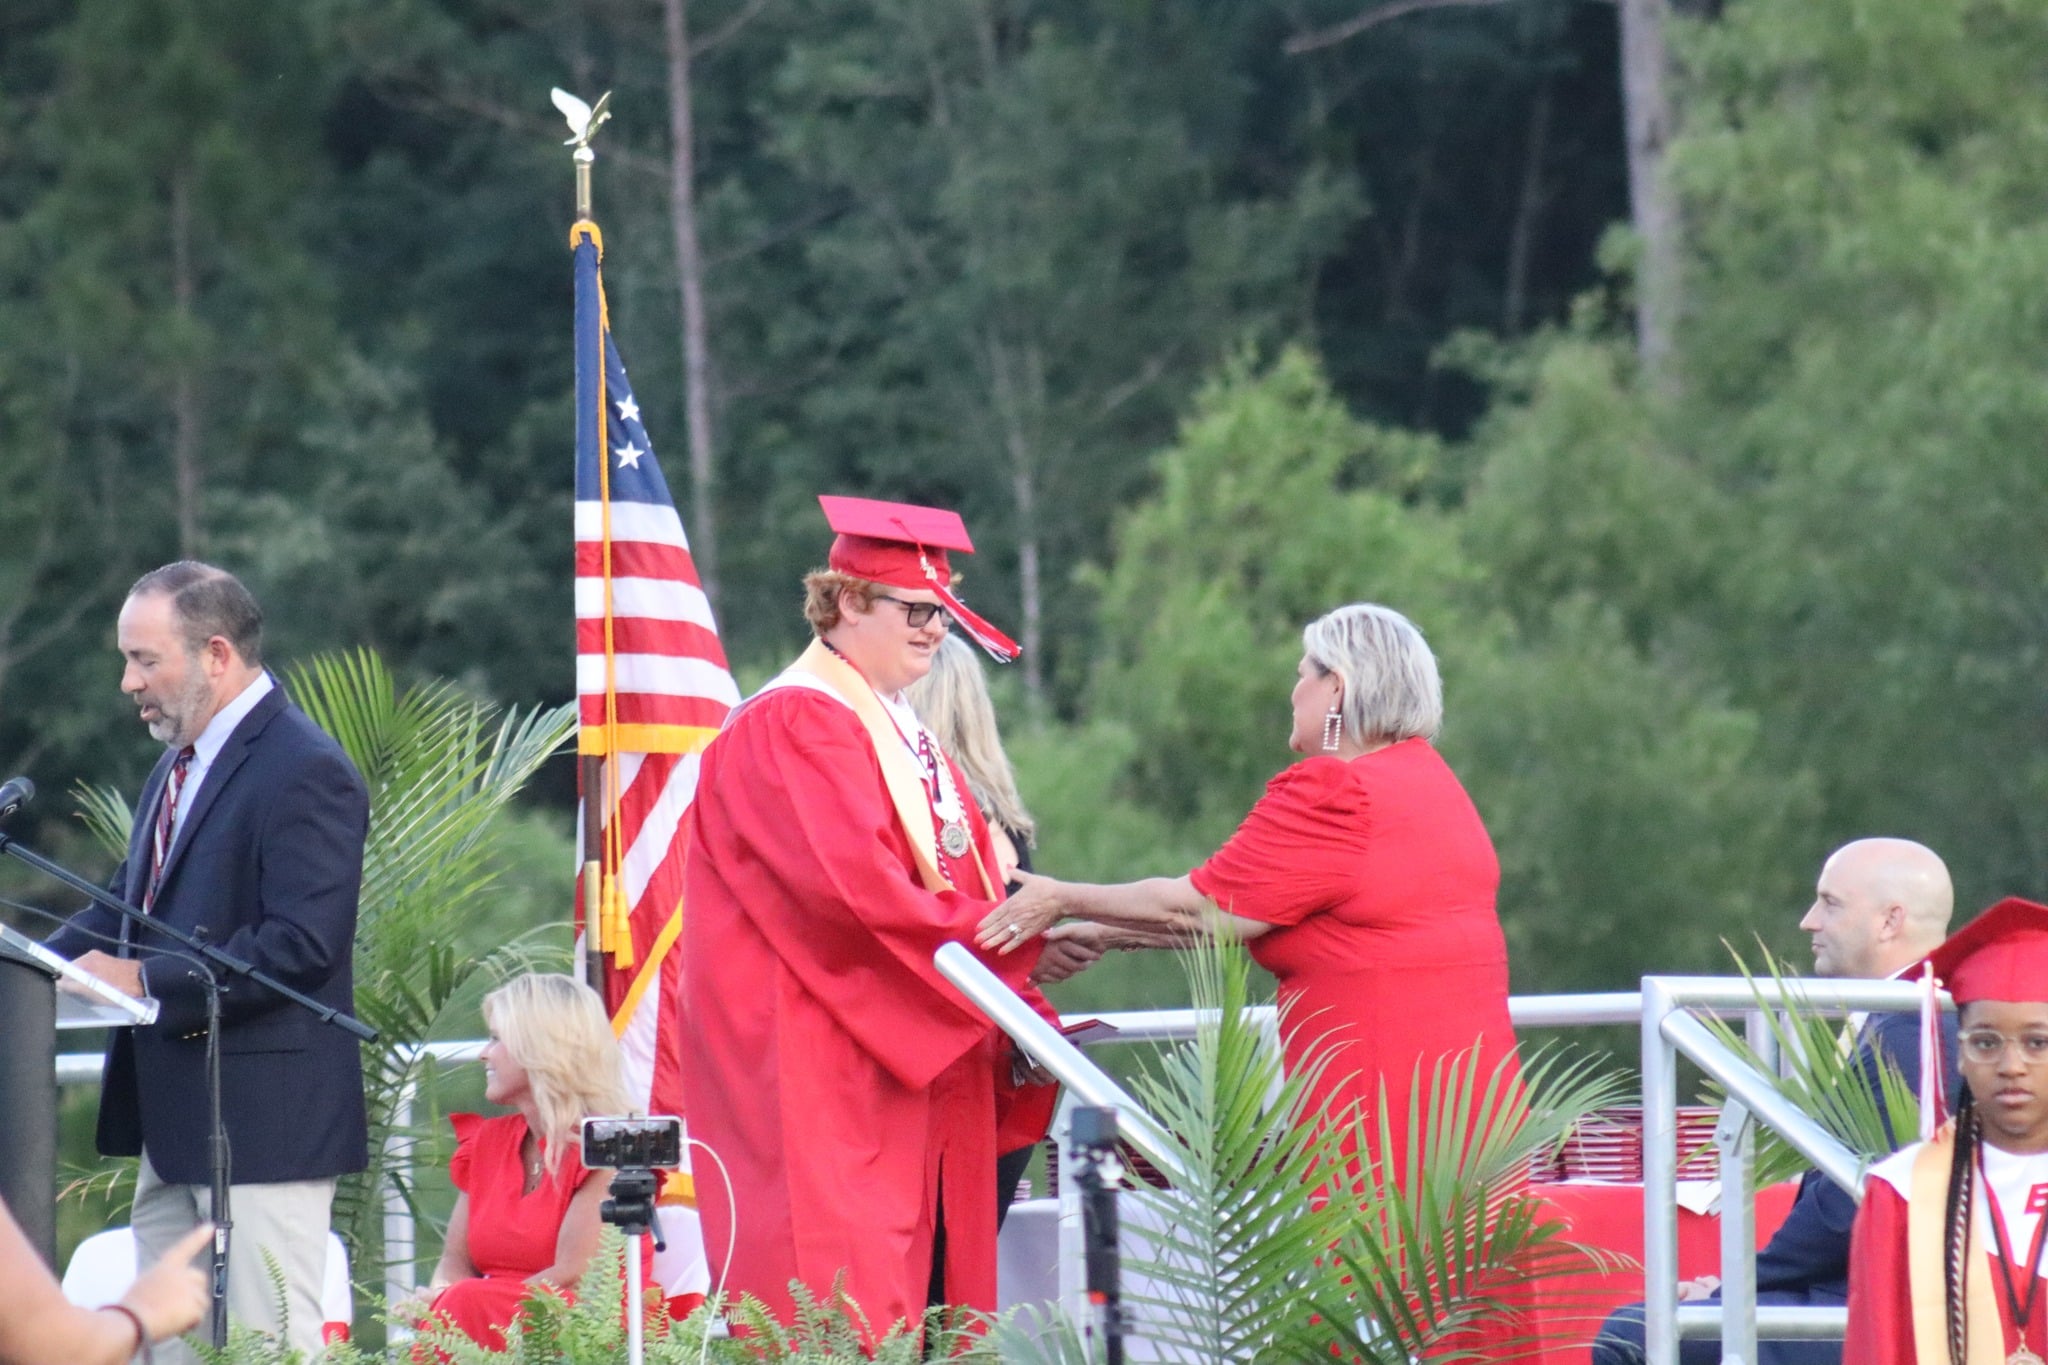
(1845, 897, 2048, 1364)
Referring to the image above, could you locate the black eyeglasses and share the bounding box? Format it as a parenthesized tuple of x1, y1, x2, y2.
(874, 594, 950, 629)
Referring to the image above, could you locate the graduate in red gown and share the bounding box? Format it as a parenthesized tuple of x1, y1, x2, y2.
(980, 601, 1519, 1184)
(419, 974, 647, 1350)
(679, 496, 1054, 1334)
(1845, 897, 2048, 1365)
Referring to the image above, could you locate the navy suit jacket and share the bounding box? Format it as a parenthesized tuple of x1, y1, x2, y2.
(50, 684, 370, 1185)
(1752, 1004, 1961, 1301)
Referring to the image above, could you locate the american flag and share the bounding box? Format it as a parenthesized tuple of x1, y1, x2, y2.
(572, 221, 737, 1290)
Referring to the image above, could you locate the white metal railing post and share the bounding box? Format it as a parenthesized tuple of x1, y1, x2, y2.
(1051, 1095, 1085, 1325)
(1641, 977, 1682, 1365)
(384, 1072, 420, 1309)
(1744, 1008, 1778, 1077)
(1714, 1098, 1756, 1365)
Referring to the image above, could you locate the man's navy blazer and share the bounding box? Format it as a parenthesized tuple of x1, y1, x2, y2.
(1752, 1004, 1962, 1301)
(50, 684, 371, 1185)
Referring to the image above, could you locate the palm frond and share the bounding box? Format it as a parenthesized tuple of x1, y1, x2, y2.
(1697, 941, 1919, 1186)
(70, 781, 133, 860)
(1314, 1044, 1634, 1362)
(999, 939, 1630, 1365)
(280, 649, 577, 1288)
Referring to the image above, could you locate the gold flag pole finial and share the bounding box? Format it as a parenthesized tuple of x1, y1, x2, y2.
(551, 87, 614, 220)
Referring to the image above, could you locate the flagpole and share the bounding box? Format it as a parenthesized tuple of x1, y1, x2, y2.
(560, 88, 614, 997)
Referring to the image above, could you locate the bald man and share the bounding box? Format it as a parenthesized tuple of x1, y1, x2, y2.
(1797, 837, 1954, 981)
(1591, 838, 1960, 1365)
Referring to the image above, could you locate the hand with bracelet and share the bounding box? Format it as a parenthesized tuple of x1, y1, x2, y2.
(0, 1201, 210, 1365)
(108, 1223, 215, 1362)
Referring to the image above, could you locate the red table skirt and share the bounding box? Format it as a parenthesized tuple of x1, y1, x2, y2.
(1516, 1179, 1799, 1365)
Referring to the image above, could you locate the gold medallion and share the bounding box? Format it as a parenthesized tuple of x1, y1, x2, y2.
(941, 820, 970, 858)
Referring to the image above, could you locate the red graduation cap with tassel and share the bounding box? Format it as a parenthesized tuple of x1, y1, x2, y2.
(1910, 896, 2048, 1137)
(818, 494, 1021, 663)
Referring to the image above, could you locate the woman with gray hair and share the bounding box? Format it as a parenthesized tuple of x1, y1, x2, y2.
(979, 603, 1517, 1182)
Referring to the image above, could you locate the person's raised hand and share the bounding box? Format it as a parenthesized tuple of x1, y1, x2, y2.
(119, 1223, 213, 1342)
(1675, 1275, 1720, 1303)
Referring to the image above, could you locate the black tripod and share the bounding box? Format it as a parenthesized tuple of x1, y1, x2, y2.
(600, 1167, 668, 1365)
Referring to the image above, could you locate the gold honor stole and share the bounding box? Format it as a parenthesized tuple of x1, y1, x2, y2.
(1907, 1124, 2006, 1365)
(787, 640, 997, 901)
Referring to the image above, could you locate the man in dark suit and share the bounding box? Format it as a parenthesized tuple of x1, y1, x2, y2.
(1591, 837, 1959, 1365)
(50, 562, 368, 1364)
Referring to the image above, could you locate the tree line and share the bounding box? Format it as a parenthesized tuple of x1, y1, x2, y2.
(2, 0, 2042, 999)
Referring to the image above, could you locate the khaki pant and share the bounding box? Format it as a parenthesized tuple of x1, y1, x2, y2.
(132, 1151, 338, 1365)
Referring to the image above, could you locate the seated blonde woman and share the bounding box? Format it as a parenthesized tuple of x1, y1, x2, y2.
(419, 973, 640, 1349)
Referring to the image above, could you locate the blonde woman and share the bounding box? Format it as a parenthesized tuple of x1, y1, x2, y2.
(906, 634, 1038, 889)
(419, 974, 639, 1349)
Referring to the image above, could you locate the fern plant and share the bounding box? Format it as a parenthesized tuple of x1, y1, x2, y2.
(402, 1234, 993, 1364)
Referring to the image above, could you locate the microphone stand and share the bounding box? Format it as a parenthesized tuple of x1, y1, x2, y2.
(0, 830, 376, 1348)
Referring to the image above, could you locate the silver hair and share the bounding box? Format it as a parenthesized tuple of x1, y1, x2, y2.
(1301, 603, 1443, 744)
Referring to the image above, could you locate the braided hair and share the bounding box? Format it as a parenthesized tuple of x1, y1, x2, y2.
(1942, 1087, 1981, 1364)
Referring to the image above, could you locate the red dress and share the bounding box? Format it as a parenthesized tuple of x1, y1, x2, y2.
(426, 1113, 602, 1349)
(680, 683, 1046, 1331)
(1189, 740, 1520, 1183)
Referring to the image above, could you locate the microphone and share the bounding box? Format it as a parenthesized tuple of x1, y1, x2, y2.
(0, 776, 33, 823)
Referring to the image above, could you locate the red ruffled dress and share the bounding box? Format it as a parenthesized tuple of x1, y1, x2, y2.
(425, 1113, 606, 1349)
(1189, 739, 1520, 1184)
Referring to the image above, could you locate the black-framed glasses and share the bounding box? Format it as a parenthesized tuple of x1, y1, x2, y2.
(1959, 1030, 2048, 1065)
(875, 594, 950, 628)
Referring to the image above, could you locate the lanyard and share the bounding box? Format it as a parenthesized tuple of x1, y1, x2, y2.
(1976, 1144, 2048, 1354)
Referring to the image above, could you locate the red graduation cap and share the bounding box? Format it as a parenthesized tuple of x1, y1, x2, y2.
(1917, 897, 2048, 1006)
(818, 494, 1020, 662)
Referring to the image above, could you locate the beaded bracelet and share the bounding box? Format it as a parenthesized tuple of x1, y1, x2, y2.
(102, 1303, 153, 1365)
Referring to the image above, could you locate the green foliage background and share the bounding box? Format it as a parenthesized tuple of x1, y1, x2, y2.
(5, 0, 2048, 1280)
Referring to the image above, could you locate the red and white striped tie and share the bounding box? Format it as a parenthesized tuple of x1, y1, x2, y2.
(142, 746, 194, 914)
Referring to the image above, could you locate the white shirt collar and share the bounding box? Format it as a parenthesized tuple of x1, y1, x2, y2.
(189, 671, 274, 769)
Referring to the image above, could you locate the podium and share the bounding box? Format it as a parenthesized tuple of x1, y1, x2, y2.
(0, 924, 156, 1268)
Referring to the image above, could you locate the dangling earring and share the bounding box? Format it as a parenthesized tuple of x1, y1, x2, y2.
(1321, 705, 1344, 753)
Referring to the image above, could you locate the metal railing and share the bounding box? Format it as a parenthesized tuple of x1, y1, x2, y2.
(54, 968, 1940, 1363)
(939, 959, 1943, 1365)
(1640, 976, 1939, 1364)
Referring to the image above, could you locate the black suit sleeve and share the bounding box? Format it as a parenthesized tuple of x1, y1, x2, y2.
(43, 859, 134, 962)
(139, 746, 368, 1035)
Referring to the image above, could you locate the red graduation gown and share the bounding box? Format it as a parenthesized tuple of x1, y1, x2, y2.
(679, 680, 1041, 1331)
(1845, 1140, 2048, 1364)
